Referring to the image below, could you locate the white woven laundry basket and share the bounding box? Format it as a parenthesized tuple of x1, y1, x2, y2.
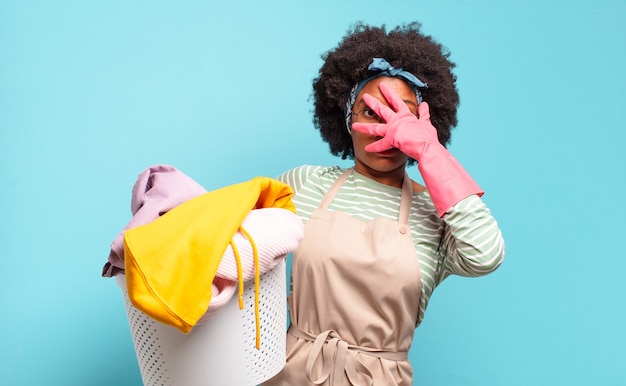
(115, 259, 287, 386)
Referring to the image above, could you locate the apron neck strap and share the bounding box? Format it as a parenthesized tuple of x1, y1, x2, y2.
(319, 169, 352, 210)
(399, 172, 412, 228)
(320, 168, 413, 228)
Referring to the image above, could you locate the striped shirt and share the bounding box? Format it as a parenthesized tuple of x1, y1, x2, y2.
(277, 165, 505, 326)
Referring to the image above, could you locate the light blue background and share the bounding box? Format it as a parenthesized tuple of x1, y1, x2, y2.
(1, 0, 625, 385)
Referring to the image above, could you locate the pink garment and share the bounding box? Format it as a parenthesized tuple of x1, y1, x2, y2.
(200, 207, 303, 323)
(219, 208, 304, 282)
(104, 164, 304, 321)
(102, 164, 207, 278)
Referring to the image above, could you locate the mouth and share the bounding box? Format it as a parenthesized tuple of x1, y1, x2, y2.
(377, 148, 399, 157)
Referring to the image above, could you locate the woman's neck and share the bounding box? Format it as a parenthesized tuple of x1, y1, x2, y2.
(353, 164, 405, 188)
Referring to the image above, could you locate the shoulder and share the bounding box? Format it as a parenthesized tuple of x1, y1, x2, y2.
(411, 180, 427, 193)
(276, 165, 346, 193)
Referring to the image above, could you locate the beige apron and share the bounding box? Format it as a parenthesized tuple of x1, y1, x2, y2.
(263, 169, 422, 385)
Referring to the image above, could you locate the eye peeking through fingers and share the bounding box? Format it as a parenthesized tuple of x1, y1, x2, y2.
(351, 108, 384, 123)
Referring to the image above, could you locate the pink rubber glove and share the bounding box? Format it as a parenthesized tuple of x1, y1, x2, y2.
(351, 82, 483, 217)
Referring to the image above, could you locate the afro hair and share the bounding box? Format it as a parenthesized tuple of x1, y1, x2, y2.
(312, 22, 460, 163)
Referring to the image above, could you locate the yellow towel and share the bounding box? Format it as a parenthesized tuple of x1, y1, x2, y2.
(123, 177, 295, 333)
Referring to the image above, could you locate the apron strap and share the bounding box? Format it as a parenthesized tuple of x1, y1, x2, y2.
(319, 169, 353, 211)
(399, 171, 412, 233)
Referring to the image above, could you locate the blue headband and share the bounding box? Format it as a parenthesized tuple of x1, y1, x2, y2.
(344, 57, 428, 132)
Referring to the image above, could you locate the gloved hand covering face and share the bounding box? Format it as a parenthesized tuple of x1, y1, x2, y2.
(351, 81, 435, 160)
(352, 82, 484, 217)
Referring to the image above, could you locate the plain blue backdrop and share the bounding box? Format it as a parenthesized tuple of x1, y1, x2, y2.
(1, 0, 625, 385)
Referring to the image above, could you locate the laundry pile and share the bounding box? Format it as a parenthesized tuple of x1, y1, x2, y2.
(103, 164, 303, 344)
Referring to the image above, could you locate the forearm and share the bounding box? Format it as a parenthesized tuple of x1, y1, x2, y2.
(440, 195, 505, 277)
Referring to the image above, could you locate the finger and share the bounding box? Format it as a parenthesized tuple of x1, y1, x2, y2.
(361, 93, 395, 122)
(417, 101, 431, 121)
(378, 82, 411, 113)
(365, 137, 394, 153)
(351, 121, 387, 137)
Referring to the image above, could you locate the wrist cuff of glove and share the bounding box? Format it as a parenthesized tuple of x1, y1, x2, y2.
(418, 150, 484, 217)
